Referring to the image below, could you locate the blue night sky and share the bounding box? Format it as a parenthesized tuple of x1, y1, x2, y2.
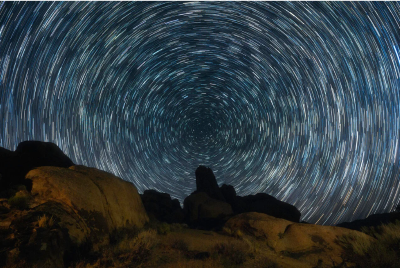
(1, 2, 400, 225)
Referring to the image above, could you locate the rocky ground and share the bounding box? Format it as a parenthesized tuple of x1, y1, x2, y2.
(0, 141, 397, 267)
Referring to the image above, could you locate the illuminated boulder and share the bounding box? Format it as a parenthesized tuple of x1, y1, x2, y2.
(27, 165, 149, 244)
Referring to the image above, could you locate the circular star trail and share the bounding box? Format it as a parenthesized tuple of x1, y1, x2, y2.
(1, 2, 400, 225)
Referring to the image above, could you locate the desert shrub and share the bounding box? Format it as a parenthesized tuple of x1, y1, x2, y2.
(222, 227, 243, 239)
(171, 238, 189, 251)
(212, 241, 249, 267)
(16, 185, 26, 191)
(222, 227, 233, 236)
(170, 223, 188, 231)
(337, 221, 400, 268)
(8, 195, 29, 210)
(253, 256, 279, 268)
(157, 222, 171, 235)
(109, 226, 139, 245)
(233, 229, 243, 239)
(115, 229, 158, 264)
(37, 214, 55, 228)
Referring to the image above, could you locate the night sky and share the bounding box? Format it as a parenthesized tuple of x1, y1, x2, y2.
(1, 2, 400, 225)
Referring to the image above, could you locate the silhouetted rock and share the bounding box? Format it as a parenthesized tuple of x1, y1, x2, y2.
(220, 184, 236, 203)
(0, 141, 74, 192)
(337, 212, 400, 231)
(195, 166, 225, 201)
(141, 189, 185, 223)
(184, 192, 233, 229)
(237, 193, 301, 222)
(219, 184, 248, 212)
(27, 165, 149, 244)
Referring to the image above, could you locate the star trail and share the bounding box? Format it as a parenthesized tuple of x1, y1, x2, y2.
(1, 2, 400, 225)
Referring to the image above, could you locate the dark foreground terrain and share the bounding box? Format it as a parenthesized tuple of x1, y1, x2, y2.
(1, 141, 399, 268)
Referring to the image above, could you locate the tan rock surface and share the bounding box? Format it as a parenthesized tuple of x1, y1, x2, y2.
(27, 165, 149, 244)
(225, 212, 373, 267)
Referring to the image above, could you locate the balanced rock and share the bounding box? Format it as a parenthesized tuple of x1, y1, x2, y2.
(195, 166, 225, 201)
(225, 212, 373, 267)
(27, 165, 149, 244)
(141, 189, 185, 223)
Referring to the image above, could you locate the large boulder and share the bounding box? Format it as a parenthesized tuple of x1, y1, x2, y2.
(0, 141, 74, 191)
(225, 212, 373, 267)
(184, 192, 233, 227)
(141, 189, 185, 223)
(27, 165, 149, 244)
(195, 166, 225, 201)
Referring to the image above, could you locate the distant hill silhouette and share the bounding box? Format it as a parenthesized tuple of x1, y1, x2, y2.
(337, 211, 400, 231)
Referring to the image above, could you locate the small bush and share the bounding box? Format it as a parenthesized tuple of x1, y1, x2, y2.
(37, 214, 55, 228)
(8, 195, 29, 210)
(170, 223, 188, 231)
(338, 221, 400, 268)
(116, 229, 158, 264)
(157, 222, 171, 235)
(171, 239, 189, 251)
(109, 226, 139, 245)
(233, 229, 243, 239)
(212, 241, 249, 266)
(222, 227, 243, 239)
(16, 185, 26, 191)
(222, 227, 233, 236)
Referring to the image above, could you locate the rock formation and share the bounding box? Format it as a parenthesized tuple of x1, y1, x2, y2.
(184, 192, 233, 223)
(141, 189, 185, 223)
(0, 164, 149, 267)
(194, 166, 225, 201)
(220, 184, 301, 222)
(225, 212, 374, 267)
(0, 141, 74, 191)
(27, 165, 149, 244)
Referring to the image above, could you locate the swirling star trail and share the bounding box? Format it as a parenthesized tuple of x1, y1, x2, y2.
(1, 2, 400, 225)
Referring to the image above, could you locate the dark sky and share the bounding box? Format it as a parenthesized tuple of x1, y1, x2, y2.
(1, 2, 400, 225)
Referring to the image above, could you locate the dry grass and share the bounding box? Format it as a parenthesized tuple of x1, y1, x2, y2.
(337, 221, 400, 268)
(37, 214, 55, 228)
(116, 229, 158, 254)
(212, 240, 251, 267)
(222, 227, 243, 239)
(162, 257, 222, 268)
(7, 195, 29, 210)
(72, 229, 158, 268)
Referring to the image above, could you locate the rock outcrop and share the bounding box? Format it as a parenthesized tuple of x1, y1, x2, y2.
(220, 185, 301, 222)
(0, 141, 74, 191)
(27, 165, 149, 244)
(141, 189, 185, 223)
(194, 166, 225, 201)
(225, 212, 374, 267)
(184, 192, 233, 223)
(0, 164, 149, 267)
(238, 193, 301, 222)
